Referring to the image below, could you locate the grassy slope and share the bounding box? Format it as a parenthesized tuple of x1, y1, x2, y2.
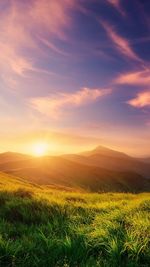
(0, 173, 150, 267)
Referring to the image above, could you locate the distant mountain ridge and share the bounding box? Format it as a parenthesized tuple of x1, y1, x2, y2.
(0, 146, 150, 193)
(63, 146, 150, 179)
(80, 145, 130, 158)
(0, 152, 31, 163)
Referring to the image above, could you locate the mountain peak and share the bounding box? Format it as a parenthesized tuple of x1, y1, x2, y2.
(80, 145, 129, 158)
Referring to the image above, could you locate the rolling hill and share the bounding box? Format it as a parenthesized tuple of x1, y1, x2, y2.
(63, 145, 150, 179)
(80, 145, 129, 158)
(0, 148, 150, 193)
(0, 152, 31, 163)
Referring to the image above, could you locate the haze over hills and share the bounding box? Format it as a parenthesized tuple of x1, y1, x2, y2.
(137, 157, 150, 164)
(80, 145, 130, 158)
(0, 152, 32, 163)
(0, 146, 150, 193)
(63, 145, 150, 179)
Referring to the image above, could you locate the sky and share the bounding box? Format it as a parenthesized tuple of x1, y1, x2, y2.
(0, 0, 150, 156)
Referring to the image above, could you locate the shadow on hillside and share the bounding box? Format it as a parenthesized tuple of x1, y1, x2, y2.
(0, 189, 71, 226)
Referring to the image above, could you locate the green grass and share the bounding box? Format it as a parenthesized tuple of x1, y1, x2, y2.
(0, 174, 150, 266)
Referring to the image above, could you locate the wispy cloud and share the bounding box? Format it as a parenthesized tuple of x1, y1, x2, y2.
(29, 0, 76, 40)
(0, 0, 76, 83)
(115, 69, 150, 111)
(100, 21, 142, 62)
(30, 87, 112, 118)
(0, 2, 34, 78)
(106, 0, 125, 16)
(38, 37, 70, 57)
(127, 91, 150, 108)
(115, 70, 150, 86)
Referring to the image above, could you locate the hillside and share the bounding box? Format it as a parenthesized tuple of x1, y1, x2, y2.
(80, 145, 129, 158)
(63, 146, 150, 179)
(0, 150, 150, 193)
(137, 157, 150, 164)
(0, 173, 150, 267)
(0, 152, 31, 163)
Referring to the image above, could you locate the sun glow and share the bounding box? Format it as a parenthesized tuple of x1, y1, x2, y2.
(31, 142, 48, 157)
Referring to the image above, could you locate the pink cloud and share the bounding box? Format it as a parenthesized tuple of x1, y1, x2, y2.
(30, 87, 112, 118)
(115, 70, 150, 86)
(116, 69, 150, 110)
(100, 21, 142, 62)
(127, 91, 150, 108)
(0, 1, 38, 75)
(30, 0, 76, 40)
(38, 37, 70, 57)
(106, 0, 125, 16)
(0, 0, 76, 82)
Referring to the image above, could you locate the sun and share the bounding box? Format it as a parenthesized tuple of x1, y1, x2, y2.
(31, 142, 48, 157)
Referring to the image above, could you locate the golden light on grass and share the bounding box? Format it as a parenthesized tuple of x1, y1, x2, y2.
(31, 142, 48, 157)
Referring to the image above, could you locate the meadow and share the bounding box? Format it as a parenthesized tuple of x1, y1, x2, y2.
(0, 172, 150, 267)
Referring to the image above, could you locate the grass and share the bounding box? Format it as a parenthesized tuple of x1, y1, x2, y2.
(0, 173, 150, 266)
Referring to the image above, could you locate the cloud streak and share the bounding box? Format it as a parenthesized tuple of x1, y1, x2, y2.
(115, 69, 150, 111)
(30, 87, 112, 118)
(115, 70, 150, 86)
(0, 0, 76, 83)
(100, 21, 142, 63)
(30, 0, 76, 39)
(106, 0, 125, 16)
(127, 91, 150, 108)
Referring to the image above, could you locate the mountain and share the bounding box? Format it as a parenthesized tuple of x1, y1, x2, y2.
(63, 146, 150, 179)
(0, 152, 31, 163)
(0, 151, 150, 193)
(80, 145, 129, 158)
(137, 157, 150, 164)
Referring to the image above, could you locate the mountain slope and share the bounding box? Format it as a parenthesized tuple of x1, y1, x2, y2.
(0, 152, 150, 192)
(80, 145, 129, 158)
(63, 146, 150, 179)
(0, 152, 31, 163)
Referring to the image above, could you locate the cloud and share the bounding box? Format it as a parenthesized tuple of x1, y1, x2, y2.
(30, 0, 76, 39)
(106, 0, 125, 16)
(30, 87, 112, 118)
(0, 0, 76, 82)
(38, 37, 70, 57)
(127, 91, 150, 108)
(115, 69, 150, 110)
(115, 70, 150, 86)
(100, 21, 142, 62)
(0, 2, 34, 77)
